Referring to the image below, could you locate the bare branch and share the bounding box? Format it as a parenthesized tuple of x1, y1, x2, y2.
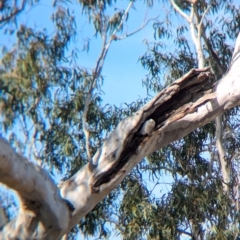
(192, 9, 226, 76)
(82, 0, 134, 168)
(202, 32, 225, 75)
(116, 14, 160, 40)
(190, 3, 230, 193)
(98, 0, 134, 69)
(198, 4, 211, 30)
(0, 0, 27, 28)
(110, 0, 134, 40)
(169, 0, 190, 22)
(215, 115, 230, 192)
(187, 3, 229, 194)
(168, 0, 205, 67)
(82, 89, 94, 165)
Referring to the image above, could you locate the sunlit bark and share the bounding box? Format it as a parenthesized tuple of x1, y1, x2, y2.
(1, 33, 240, 240)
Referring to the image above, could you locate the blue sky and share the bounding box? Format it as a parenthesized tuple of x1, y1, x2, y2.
(7, 0, 165, 105)
(3, 0, 232, 238)
(0, 1, 175, 238)
(2, 0, 196, 107)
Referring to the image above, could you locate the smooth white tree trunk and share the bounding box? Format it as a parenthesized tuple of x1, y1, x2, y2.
(1, 33, 240, 240)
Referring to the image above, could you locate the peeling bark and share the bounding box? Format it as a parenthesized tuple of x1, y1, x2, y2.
(1, 33, 240, 239)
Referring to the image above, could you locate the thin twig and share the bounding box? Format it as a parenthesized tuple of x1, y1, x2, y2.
(117, 15, 160, 40)
(82, 1, 134, 168)
(215, 115, 230, 193)
(203, 33, 224, 74)
(0, 0, 26, 27)
(198, 4, 211, 30)
(169, 0, 190, 22)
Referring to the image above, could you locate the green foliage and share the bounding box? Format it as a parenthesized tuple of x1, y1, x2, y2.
(78, 0, 115, 11)
(138, 0, 240, 239)
(119, 177, 152, 239)
(1, 0, 240, 239)
(0, 0, 39, 30)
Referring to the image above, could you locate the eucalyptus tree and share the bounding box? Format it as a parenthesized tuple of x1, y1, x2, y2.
(1, 0, 240, 239)
(140, 1, 240, 238)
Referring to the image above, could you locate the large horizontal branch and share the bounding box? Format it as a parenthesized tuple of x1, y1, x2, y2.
(0, 138, 70, 239)
(60, 34, 240, 233)
(60, 67, 215, 232)
(1, 34, 240, 239)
